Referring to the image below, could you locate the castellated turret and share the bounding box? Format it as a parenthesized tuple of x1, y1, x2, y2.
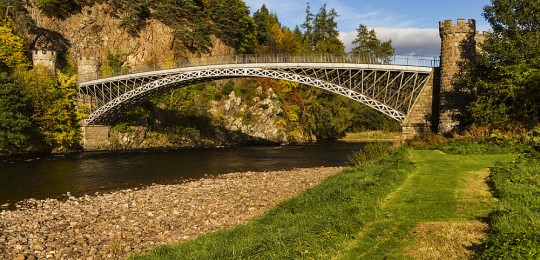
(78, 57, 100, 82)
(437, 18, 477, 134)
(32, 50, 57, 71)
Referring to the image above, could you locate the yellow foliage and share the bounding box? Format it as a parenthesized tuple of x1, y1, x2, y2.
(277, 80, 299, 94)
(0, 25, 29, 71)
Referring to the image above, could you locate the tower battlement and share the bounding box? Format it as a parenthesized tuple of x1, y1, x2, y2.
(439, 19, 476, 37)
(32, 50, 57, 70)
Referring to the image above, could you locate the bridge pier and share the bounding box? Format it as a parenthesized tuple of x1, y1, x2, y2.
(81, 125, 110, 150)
(401, 69, 438, 139)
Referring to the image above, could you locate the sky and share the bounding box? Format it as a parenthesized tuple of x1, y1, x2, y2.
(243, 0, 493, 56)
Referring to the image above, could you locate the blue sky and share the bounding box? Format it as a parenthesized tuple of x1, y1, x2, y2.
(244, 0, 493, 56)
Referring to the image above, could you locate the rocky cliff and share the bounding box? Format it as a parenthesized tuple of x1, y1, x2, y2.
(29, 3, 233, 66)
(209, 88, 288, 143)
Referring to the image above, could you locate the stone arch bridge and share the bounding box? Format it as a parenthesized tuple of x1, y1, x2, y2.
(78, 53, 439, 146)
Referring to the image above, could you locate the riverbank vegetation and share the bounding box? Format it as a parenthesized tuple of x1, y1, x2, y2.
(0, 21, 81, 154)
(482, 151, 540, 258)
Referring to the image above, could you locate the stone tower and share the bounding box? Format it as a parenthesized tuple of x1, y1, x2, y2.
(438, 19, 477, 134)
(78, 57, 100, 82)
(32, 50, 56, 71)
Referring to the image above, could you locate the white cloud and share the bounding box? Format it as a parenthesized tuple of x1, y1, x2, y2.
(340, 28, 440, 57)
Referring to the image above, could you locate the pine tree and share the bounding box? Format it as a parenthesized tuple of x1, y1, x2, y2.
(301, 3, 344, 54)
(351, 24, 394, 63)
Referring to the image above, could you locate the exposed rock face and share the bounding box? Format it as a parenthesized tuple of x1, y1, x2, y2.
(29, 3, 233, 66)
(209, 88, 288, 143)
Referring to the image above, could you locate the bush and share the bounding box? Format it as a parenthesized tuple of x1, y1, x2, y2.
(432, 141, 523, 155)
(112, 122, 132, 133)
(347, 142, 391, 166)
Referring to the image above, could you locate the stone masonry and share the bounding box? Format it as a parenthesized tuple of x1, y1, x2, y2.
(32, 50, 56, 71)
(81, 125, 110, 150)
(437, 18, 477, 134)
(78, 57, 100, 82)
(401, 71, 437, 139)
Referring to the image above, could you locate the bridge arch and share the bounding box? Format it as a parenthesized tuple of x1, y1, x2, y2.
(79, 62, 434, 125)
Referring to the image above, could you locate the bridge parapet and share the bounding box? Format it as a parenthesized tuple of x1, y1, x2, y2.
(78, 53, 440, 83)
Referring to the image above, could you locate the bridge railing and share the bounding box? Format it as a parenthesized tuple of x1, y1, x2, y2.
(79, 53, 440, 82)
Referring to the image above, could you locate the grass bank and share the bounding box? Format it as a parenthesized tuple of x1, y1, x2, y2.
(337, 150, 515, 259)
(134, 145, 517, 259)
(481, 151, 540, 258)
(340, 131, 402, 142)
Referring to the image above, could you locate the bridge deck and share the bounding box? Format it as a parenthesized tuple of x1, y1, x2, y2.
(79, 63, 433, 87)
(78, 54, 438, 84)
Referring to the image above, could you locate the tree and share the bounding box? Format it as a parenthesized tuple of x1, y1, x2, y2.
(0, 73, 33, 153)
(153, 0, 211, 54)
(301, 3, 344, 54)
(15, 67, 81, 151)
(253, 4, 273, 44)
(279, 27, 301, 53)
(208, 0, 257, 53)
(48, 70, 82, 151)
(459, 0, 540, 128)
(34, 0, 82, 19)
(0, 25, 29, 72)
(351, 24, 394, 63)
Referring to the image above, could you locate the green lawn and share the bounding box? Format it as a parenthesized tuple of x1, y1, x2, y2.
(133, 148, 516, 259)
(337, 150, 515, 259)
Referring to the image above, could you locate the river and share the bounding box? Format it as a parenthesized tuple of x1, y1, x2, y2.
(0, 142, 367, 206)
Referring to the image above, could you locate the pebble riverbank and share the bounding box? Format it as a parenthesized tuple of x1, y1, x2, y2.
(0, 167, 342, 259)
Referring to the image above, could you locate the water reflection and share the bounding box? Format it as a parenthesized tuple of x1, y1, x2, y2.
(0, 142, 366, 205)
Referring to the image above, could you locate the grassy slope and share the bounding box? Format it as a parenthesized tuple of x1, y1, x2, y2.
(482, 152, 540, 258)
(134, 149, 515, 259)
(337, 150, 515, 259)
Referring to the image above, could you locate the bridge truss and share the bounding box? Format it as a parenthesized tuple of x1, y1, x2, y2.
(78, 56, 435, 125)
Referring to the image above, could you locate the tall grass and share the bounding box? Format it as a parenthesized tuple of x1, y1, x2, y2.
(482, 151, 540, 259)
(347, 142, 392, 166)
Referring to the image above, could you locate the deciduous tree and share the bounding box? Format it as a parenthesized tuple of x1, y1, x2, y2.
(0, 73, 33, 153)
(0, 25, 29, 72)
(460, 0, 540, 128)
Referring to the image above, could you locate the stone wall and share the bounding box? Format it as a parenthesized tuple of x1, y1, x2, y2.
(81, 125, 110, 150)
(78, 57, 100, 82)
(438, 18, 477, 134)
(402, 71, 437, 139)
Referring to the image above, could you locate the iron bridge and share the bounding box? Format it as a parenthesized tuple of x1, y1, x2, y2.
(78, 54, 438, 125)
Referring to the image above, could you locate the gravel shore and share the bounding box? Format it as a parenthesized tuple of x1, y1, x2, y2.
(0, 167, 342, 259)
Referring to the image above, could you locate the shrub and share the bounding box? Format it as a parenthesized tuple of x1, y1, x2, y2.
(347, 142, 391, 166)
(432, 141, 522, 155)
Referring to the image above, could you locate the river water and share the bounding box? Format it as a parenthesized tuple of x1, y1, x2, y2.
(0, 142, 367, 206)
